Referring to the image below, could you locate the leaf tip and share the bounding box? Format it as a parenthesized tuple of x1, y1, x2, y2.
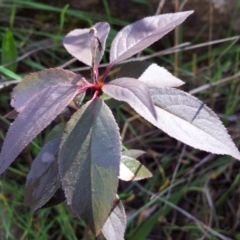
(232, 150, 240, 161)
(180, 10, 194, 17)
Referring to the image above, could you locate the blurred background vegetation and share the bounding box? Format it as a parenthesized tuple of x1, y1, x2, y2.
(1, 0, 240, 239)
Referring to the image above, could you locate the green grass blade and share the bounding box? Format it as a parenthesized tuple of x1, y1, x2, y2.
(128, 191, 184, 240)
(0, 66, 21, 80)
(1, 28, 18, 72)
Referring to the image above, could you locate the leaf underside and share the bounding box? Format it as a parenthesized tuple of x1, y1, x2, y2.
(25, 137, 61, 211)
(11, 68, 84, 112)
(59, 98, 121, 235)
(147, 87, 240, 160)
(102, 77, 157, 120)
(63, 22, 110, 67)
(110, 11, 193, 64)
(0, 85, 79, 175)
(101, 198, 126, 240)
(118, 62, 184, 88)
(139, 63, 184, 87)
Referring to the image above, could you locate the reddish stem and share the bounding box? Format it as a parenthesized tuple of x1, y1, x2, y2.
(94, 66, 99, 81)
(92, 90, 99, 100)
(102, 63, 114, 82)
(77, 83, 95, 93)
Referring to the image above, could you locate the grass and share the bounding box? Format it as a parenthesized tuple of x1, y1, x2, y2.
(1, 0, 240, 239)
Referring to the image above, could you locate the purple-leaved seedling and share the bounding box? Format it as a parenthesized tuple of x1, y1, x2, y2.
(0, 10, 240, 239)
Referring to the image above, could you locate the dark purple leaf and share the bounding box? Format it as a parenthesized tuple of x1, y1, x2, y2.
(101, 198, 126, 240)
(59, 98, 121, 235)
(148, 87, 240, 160)
(110, 11, 193, 64)
(11, 68, 84, 112)
(0, 85, 79, 175)
(63, 22, 110, 67)
(102, 78, 157, 120)
(40, 187, 66, 209)
(25, 137, 61, 211)
(119, 155, 152, 181)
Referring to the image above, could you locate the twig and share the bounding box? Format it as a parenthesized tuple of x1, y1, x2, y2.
(155, 0, 166, 15)
(179, 0, 188, 11)
(0, 80, 21, 89)
(174, 0, 179, 76)
(59, 58, 77, 68)
(164, 144, 186, 208)
(121, 115, 141, 140)
(189, 71, 240, 94)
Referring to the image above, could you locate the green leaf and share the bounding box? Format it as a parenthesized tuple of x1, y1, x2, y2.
(129, 191, 184, 240)
(1, 28, 18, 72)
(59, 98, 121, 235)
(122, 149, 145, 159)
(119, 155, 152, 181)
